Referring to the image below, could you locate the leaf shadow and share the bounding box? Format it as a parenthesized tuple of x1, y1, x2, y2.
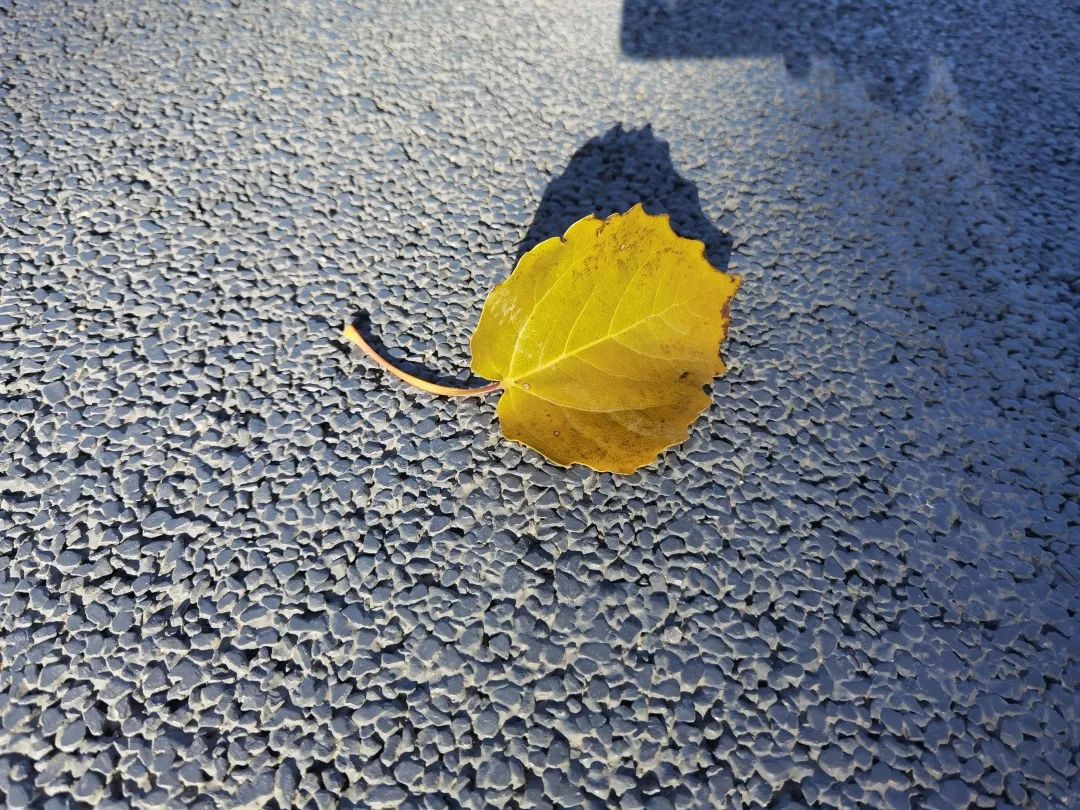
(519, 124, 733, 271)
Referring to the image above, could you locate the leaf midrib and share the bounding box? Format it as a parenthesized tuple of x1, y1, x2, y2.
(506, 298, 690, 384)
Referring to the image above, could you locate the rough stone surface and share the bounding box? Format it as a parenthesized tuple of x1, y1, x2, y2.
(1, 0, 1078, 807)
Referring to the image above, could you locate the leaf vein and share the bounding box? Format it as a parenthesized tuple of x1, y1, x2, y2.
(506, 248, 590, 374)
(512, 297, 696, 379)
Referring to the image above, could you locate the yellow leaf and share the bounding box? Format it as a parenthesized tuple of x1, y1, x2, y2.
(471, 204, 740, 474)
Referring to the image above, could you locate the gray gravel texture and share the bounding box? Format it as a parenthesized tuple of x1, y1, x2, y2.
(1, 0, 1079, 807)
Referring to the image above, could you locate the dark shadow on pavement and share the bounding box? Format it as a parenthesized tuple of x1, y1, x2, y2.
(620, 0, 1079, 280)
(519, 124, 733, 271)
(621, 0, 930, 106)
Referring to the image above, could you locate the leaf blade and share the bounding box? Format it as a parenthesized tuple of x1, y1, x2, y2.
(472, 204, 740, 473)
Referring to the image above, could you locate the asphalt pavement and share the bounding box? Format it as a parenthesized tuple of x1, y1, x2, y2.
(1, 0, 1077, 807)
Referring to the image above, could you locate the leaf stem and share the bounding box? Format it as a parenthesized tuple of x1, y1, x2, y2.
(343, 324, 501, 397)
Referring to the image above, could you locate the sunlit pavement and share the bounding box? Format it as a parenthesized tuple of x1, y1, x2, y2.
(1, 1, 1077, 807)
